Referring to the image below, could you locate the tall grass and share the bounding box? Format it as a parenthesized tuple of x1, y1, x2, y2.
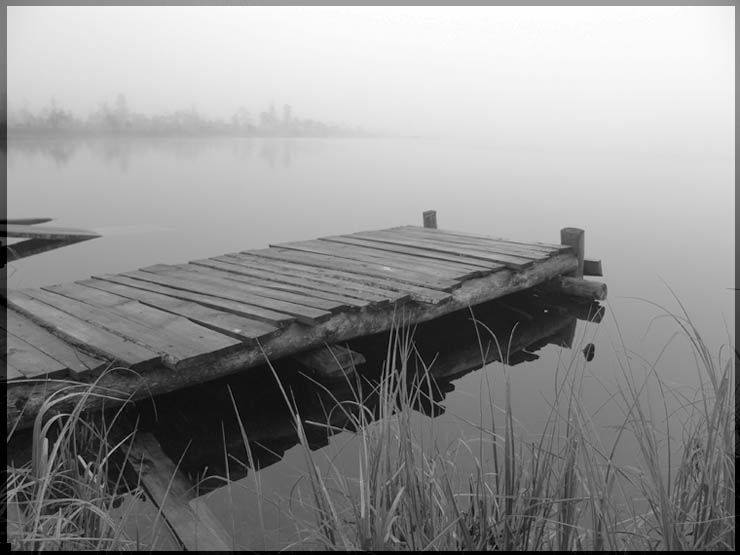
(270, 304, 735, 551)
(5, 373, 146, 551)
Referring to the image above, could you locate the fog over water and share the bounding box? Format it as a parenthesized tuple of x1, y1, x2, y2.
(8, 6, 734, 151)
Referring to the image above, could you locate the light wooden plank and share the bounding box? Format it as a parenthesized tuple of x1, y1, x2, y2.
(190, 258, 374, 308)
(349, 230, 535, 269)
(219, 254, 405, 303)
(280, 238, 490, 279)
(38, 284, 243, 371)
(6, 291, 161, 371)
(2, 309, 106, 377)
(6, 333, 69, 379)
(320, 234, 496, 269)
(80, 279, 279, 342)
(394, 227, 555, 258)
(1, 224, 100, 240)
(4, 362, 25, 381)
(124, 269, 332, 325)
(246, 248, 454, 303)
(93, 273, 296, 328)
(270, 239, 467, 285)
(128, 433, 233, 551)
(399, 225, 571, 253)
(148, 263, 354, 313)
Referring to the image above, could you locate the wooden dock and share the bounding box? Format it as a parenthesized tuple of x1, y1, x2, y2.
(4, 216, 606, 432)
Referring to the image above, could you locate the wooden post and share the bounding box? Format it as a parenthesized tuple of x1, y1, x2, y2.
(560, 228, 585, 278)
(422, 210, 437, 229)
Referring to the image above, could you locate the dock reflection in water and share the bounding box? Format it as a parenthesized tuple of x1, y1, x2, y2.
(135, 289, 605, 494)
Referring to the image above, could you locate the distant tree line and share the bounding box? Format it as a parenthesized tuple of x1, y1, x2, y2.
(6, 94, 373, 138)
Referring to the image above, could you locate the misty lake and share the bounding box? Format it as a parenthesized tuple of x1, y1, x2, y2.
(5, 136, 734, 549)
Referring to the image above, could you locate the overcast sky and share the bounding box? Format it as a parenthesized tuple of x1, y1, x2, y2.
(7, 6, 734, 148)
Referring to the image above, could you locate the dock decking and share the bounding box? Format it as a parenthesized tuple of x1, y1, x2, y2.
(4, 222, 605, 432)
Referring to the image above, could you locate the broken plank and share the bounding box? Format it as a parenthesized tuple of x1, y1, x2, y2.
(128, 433, 233, 551)
(2, 309, 107, 377)
(6, 290, 161, 371)
(93, 273, 296, 328)
(123, 269, 332, 325)
(26, 287, 242, 372)
(80, 279, 278, 342)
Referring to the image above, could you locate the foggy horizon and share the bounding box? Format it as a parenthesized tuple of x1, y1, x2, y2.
(7, 6, 734, 152)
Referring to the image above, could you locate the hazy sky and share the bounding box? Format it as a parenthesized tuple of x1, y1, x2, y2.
(7, 6, 734, 148)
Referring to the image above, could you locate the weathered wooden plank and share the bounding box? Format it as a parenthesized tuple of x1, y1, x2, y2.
(542, 276, 607, 301)
(1, 218, 54, 225)
(394, 227, 555, 259)
(4, 238, 89, 262)
(26, 287, 241, 372)
(8, 252, 580, 433)
(399, 226, 571, 253)
(124, 269, 332, 325)
(157, 263, 360, 313)
(270, 239, 470, 282)
(294, 344, 366, 381)
(94, 273, 296, 328)
(4, 362, 25, 381)
(272, 239, 482, 280)
(6, 333, 69, 379)
(80, 279, 278, 342)
(187, 259, 372, 308)
(353, 230, 536, 269)
(141, 264, 344, 316)
(246, 249, 455, 302)
(6, 291, 161, 371)
(320, 235, 496, 270)
(41, 283, 244, 369)
(2, 309, 106, 377)
(220, 254, 407, 303)
(129, 433, 233, 551)
(1, 224, 100, 240)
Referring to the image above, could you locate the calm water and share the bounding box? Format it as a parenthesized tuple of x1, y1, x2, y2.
(6, 136, 735, 548)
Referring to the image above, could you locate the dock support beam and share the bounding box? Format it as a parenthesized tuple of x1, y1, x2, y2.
(423, 210, 437, 229)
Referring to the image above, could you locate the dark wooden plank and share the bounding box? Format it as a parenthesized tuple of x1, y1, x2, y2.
(6, 291, 161, 371)
(270, 239, 468, 284)
(29, 287, 242, 371)
(80, 279, 278, 343)
(320, 234, 497, 270)
(394, 227, 555, 258)
(275, 238, 488, 279)
(4, 238, 87, 263)
(294, 344, 366, 380)
(1, 218, 54, 225)
(219, 254, 405, 303)
(2, 309, 107, 377)
(399, 226, 570, 253)
(6, 333, 69, 379)
(148, 263, 356, 313)
(348, 230, 535, 270)
(93, 273, 296, 328)
(1, 224, 100, 240)
(123, 269, 332, 325)
(246, 248, 456, 301)
(128, 433, 233, 551)
(187, 259, 373, 308)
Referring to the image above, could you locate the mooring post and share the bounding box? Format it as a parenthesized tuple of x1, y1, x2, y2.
(560, 227, 585, 278)
(423, 210, 437, 229)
